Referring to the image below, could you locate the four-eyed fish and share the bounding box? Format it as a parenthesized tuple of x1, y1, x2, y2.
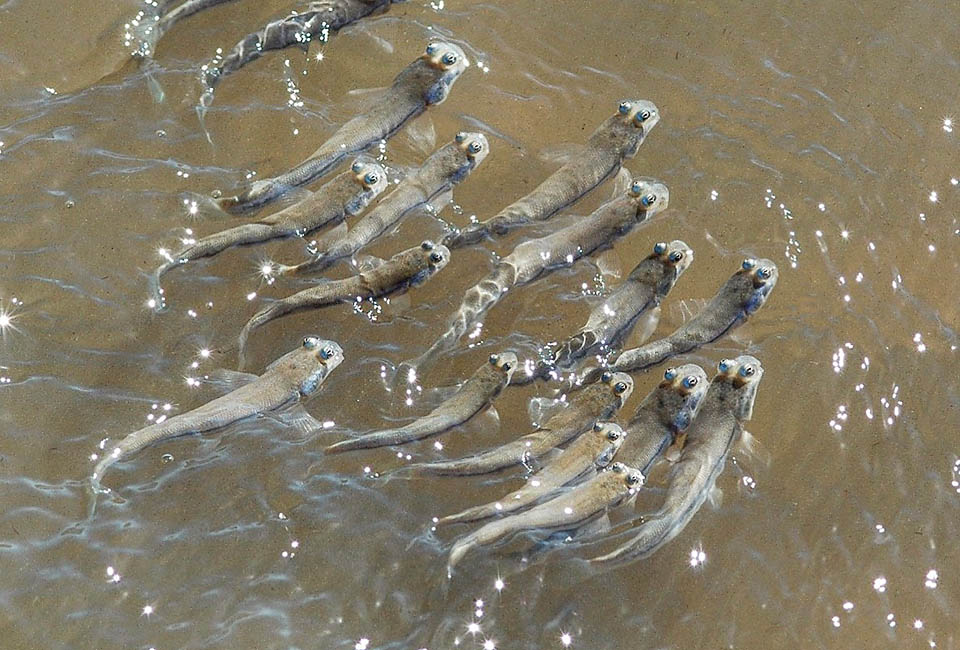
(409, 178, 670, 371)
(324, 352, 518, 454)
(447, 462, 645, 575)
(201, 0, 405, 109)
(215, 41, 468, 214)
(580, 257, 779, 383)
(589, 355, 764, 566)
(437, 422, 627, 527)
(237, 240, 450, 363)
(150, 159, 387, 308)
(442, 99, 660, 248)
(401, 371, 633, 477)
(90, 337, 344, 510)
(276, 132, 489, 277)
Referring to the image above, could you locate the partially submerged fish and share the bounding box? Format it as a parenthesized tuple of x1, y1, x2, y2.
(437, 422, 627, 527)
(214, 41, 468, 214)
(447, 462, 644, 575)
(324, 352, 517, 454)
(237, 240, 449, 362)
(411, 178, 669, 371)
(580, 258, 779, 383)
(277, 132, 489, 277)
(442, 99, 660, 248)
(151, 159, 387, 308)
(589, 356, 763, 566)
(402, 371, 633, 477)
(90, 337, 344, 507)
(200, 0, 404, 108)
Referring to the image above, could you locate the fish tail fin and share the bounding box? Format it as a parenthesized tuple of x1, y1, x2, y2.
(277, 252, 333, 277)
(554, 330, 598, 369)
(237, 302, 286, 367)
(87, 450, 119, 518)
(148, 261, 179, 312)
(446, 540, 470, 578)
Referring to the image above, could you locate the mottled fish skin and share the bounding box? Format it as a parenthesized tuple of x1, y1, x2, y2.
(580, 258, 779, 384)
(616, 363, 708, 475)
(410, 178, 669, 372)
(200, 0, 402, 106)
(324, 352, 518, 453)
(90, 337, 343, 498)
(447, 462, 644, 575)
(589, 356, 763, 567)
(215, 41, 468, 214)
(551, 240, 693, 371)
(277, 132, 489, 277)
(150, 160, 386, 308)
(237, 240, 449, 363)
(442, 99, 660, 248)
(437, 422, 627, 527)
(404, 371, 633, 478)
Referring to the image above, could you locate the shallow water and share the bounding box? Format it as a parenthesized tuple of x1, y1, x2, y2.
(1, 0, 959, 648)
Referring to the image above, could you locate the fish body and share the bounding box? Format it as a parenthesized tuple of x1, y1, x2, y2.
(589, 355, 764, 566)
(237, 240, 449, 359)
(150, 160, 386, 307)
(407, 371, 633, 478)
(442, 99, 659, 248)
(279, 132, 488, 276)
(324, 352, 517, 453)
(447, 462, 644, 574)
(216, 41, 468, 214)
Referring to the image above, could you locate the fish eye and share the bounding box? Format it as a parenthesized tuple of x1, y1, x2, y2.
(420, 240, 435, 251)
(455, 132, 466, 143)
(607, 429, 621, 441)
(640, 193, 656, 207)
(441, 52, 458, 66)
(638, 110, 651, 121)
(429, 251, 444, 264)
(351, 162, 363, 173)
(654, 242, 667, 255)
(664, 367, 677, 381)
(742, 258, 757, 270)
(601, 371, 613, 383)
(593, 422, 604, 432)
(739, 365, 756, 378)
(718, 358, 733, 373)
(488, 353, 499, 365)
(757, 267, 772, 280)
(630, 181, 642, 195)
(319, 346, 335, 360)
(627, 471, 642, 486)
(363, 172, 379, 185)
(614, 381, 628, 394)
(303, 337, 318, 349)
(668, 250, 684, 262)
(501, 361, 513, 371)
(610, 462, 625, 473)
(426, 43, 438, 55)
(682, 375, 699, 389)
(618, 101, 632, 115)
(468, 141, 483, 154)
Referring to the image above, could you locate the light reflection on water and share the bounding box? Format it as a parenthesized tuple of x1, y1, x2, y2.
(0, 0, 958, 648)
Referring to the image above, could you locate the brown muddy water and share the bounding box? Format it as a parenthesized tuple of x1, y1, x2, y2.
(1, 0, 958, 648)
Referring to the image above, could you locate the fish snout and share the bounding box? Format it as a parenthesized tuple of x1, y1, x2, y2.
(629, 177, 669, 214)
(350, 158, 389, 193)
(619, 98, 660, 132)
(423, 41, 468, 73)
(304, 337, 344, 367)
(455, 131, 490, 165)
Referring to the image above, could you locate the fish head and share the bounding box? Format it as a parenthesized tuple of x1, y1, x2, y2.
(660, 363, 709, 432)
(628, 239, 693, 296)
(454, 131, 490, 166)
(296, 337, 344, 394)
(417, 239, 451, 273)
(591, 421, 627, 468)
(731, 257, 779, 315)
(713, 355, 764, 421)
(616, 98, 660, 156)
(600, 370, 634, 403)
(488, 351, 518, 382)
(627, 177, 670, 217)
(608, 461, 645, 493)
(421, 41, 468, 104)
(350, 158, 389, 194)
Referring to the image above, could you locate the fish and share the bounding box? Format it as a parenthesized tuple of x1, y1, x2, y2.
(441, 99, 660, 248)
(237, 240, 449, 362)
(214, 41, 468, 214)
(200, 0, 404, 109)
(446, 461, 644, 575)
(324, 352, 518, 454)
(550, 240, 694, 372)
(579, 258, 779, 383)
(150, 159, 387, 308)
(400, 371, 633, 477)
(409, 178, 669, 372)
(588, 355, 764, 566)
(436, 421, 627, 527)
(89, 337, 344, 509)
(276, 131, 489, 277)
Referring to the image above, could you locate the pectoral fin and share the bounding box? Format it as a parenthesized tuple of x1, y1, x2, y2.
(351, 254, 386, 274)
(265, 403, 324, 435)
(610, 166, 632, 199)
(575, 513, 612, 540)
(527, 396, 568, 428)
(404, 116, 437, 157)
(594, 248, 623, 280)
(203, 368, 260, 394)
(707, 484, 724, 509)
(537, 143, 585, 165)
(664, 431, 687, 463)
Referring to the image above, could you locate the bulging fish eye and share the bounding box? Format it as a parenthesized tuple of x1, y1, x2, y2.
(607, 429, 621, 441)
(614, 381, 628, 394)
(421, 240, 435, 251)
(757, 267, 772, 280)
(630, 181, 643, 195)
(640, 193, 656, 207)
(654, 242, 667, 255)
(593, 422, 604, 432)
(351, 161, 363, 173)
(426, 42, 439, 55)
(718, 358, 733, 373)
(429, 251, 444, 264)
(455, 132, 467, 143)
(742, 258, 757, 270)
(468, 140, 483, 154)
(501, 360, 514, 371)
(627, 471, 643, 486)
(363, 172, 379, 186)
(441, 52, 458, 66)
(610, 462, 625, 473)
(682, 375, 699, 389)
(618, 101, 632, 115)
(601, 371, 613, 383)
(664, 367, 677, 381)
(668, 250, 684, 262)
(303, 336, 318, 349)
(488, 353, 499, 365)
(637, 109, 651, 122)
(320, 345, 335, 360)
(739, 364, 756, 378)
